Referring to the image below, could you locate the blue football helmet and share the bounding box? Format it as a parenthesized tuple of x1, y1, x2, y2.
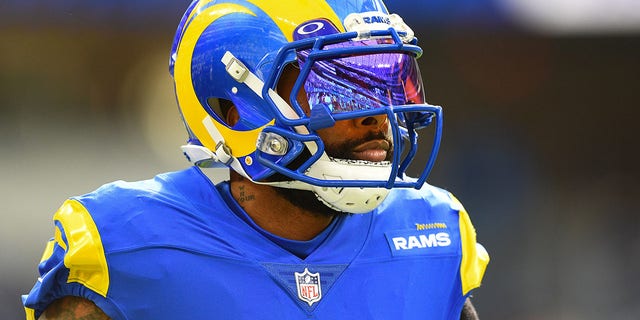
(169, 0, 442, 213)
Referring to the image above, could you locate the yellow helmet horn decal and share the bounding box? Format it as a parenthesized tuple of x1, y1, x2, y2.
(174, 1, 344, 157)
(174, 3, 264, 157)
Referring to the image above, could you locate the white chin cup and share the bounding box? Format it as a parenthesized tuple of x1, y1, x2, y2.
(306, 157, 392, 214)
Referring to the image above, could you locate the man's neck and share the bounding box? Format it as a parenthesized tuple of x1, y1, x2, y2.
(228, 173, 334, 241)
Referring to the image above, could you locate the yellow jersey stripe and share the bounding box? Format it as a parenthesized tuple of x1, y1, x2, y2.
(53, 199, 110, 297)
(458, 207, 490, 295)
(40, 239, 57, 263)
(24, 306, 35, 320)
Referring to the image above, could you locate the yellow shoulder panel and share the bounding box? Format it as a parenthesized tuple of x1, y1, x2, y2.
(24, 307, 35, 320)
(451, 195, 490, 295)
(53, 199, 110, 297)
(39, 239, 56, 263)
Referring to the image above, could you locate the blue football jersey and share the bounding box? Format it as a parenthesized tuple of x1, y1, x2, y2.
(22, 167, 488, 319)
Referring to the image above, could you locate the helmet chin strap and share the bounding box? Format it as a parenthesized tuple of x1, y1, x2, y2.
(266, 157, 393, 214)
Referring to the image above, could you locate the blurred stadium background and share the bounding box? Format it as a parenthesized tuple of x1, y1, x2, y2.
(1, 0, 639, 319)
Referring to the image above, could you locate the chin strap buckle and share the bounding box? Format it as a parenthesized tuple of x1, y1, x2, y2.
(213, 141, 233, 165)
(181, 143, 232, 168)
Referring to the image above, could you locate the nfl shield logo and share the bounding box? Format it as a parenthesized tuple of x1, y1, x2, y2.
(295, 268, 322, 306)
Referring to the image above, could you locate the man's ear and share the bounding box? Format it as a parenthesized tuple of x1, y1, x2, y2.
(226, 105, 239, 126)
(207, 97, 237, 126)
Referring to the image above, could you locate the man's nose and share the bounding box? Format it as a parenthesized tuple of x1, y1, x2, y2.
(355, 114, 389, 129)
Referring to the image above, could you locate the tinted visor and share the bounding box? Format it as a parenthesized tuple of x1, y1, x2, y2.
(296, 39, 425, 114)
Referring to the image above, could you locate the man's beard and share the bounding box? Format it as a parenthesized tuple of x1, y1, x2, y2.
(268, 130, 393, 217)
(272, 187, 344, 217)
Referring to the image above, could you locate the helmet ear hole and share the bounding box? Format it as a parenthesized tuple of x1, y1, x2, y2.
(207, 97, 236, 126)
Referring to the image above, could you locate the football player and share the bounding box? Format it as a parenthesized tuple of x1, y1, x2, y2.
(23, 0, 489, 319)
